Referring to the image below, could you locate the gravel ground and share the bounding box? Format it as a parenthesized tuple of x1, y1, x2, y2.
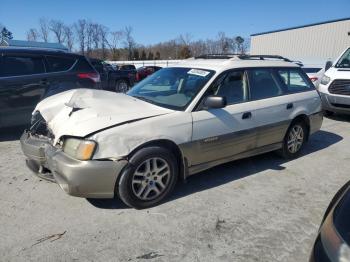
(0, 115, 349, 262)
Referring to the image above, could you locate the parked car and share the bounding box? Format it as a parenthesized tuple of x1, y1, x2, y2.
(21, 54, 323, 209)
(318, 47, 350, 115)
(89, 58, 135, 92)
(310, 181, 350, 261)
(0, 48, 100, 128)
(136, 66, 162, 82)
(302, 67, 323, 87)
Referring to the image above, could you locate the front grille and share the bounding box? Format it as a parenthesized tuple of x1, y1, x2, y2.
(328, 79, 350, 95)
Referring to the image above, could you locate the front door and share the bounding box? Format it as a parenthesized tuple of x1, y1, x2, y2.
(189, 70, 258, 167)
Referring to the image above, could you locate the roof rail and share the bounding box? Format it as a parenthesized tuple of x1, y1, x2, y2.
(238, 55, 304, 66)
(194, 53, 241, 59)
(238, 54, 292, 61)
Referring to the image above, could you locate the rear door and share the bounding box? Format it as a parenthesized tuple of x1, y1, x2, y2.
(246, 68, 289, 148)
(190, 69, 258, 166)
(0, 53, 47, 127)
(247, 67, 317, 149)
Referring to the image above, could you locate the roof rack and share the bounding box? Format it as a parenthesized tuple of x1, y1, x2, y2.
(238, 54, 291, 61)
(238, 55, 304, 66)
(194, 53, 304, 66)
(194, 53, 241, 59)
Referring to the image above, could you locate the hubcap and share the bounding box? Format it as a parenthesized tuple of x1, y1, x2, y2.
(131, 157, 171, 201)
(287, 125, 304, 153)
(117, 81, 128, 93)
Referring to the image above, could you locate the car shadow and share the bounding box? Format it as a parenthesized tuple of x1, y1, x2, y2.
(0, 125, 27, 142)
(87, 130, 342, 210)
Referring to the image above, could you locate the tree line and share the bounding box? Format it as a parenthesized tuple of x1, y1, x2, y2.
(1, 20, 249, 61)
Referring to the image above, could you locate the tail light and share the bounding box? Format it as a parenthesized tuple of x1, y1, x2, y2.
(77, 72, 101, 83)
(310, 77, 318, 82)
(136, 72, 140, 81)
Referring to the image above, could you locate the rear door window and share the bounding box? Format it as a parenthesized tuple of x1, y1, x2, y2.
(247, 69, 284, 100)
(277, 68, 313, 93)
(46, 56, 76, 72)
(0, 55, 45, 77)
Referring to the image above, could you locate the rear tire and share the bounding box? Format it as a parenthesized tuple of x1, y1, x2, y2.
(277, 121, 307, 159)
(117, 146, 178, 209)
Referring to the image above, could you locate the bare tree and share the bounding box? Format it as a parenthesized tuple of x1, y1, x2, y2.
(91, 23, 100, 50)
(64, 26, 74, 51)
(26, 28, 40, 41)
(85, 21, 94, 56)
(49, 20, 65, 43)
(178, 33, 192, 46)
(123, 26, 135, 60)
(39, 18, 50, 42)
(99, 25, 109, 59)
(107, 30, 124, 60)
(74, 19, 87, 54)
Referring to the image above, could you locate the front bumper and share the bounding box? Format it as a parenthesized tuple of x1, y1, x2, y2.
(319, 91, 350, 114)
(20, 131, 128, 198)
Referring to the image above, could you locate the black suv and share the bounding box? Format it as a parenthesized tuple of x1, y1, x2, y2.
(0, 48, 100, 128)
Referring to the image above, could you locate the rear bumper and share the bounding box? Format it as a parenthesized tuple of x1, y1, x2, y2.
(319, 92, 350, 114)
(309, 112, 323, 135)
(20, 131, 128, 198)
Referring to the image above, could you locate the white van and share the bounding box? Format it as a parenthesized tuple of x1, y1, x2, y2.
(318, 47, 350, 115)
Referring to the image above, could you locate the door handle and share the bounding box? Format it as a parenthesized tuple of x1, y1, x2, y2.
(242, 112, 252, 119)
(286, 103, 294, 110)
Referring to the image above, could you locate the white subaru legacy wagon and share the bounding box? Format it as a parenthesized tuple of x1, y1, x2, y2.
(21, 54, 323, 208)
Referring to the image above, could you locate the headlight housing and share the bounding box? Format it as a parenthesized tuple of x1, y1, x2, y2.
(320, 75, 331, 85)
(63, 138, 97, 160)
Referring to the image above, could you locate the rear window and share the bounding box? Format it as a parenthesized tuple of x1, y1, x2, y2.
(46, 56, 76, 72)
(0, 55, 45, 77)
(277, 69, 313, 93)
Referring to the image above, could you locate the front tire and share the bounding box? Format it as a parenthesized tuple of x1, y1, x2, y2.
(117, 146, 178, 209)
(277, 121, 307, 159)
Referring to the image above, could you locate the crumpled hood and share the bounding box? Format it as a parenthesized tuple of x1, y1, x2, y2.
(35, 89, 174, 143)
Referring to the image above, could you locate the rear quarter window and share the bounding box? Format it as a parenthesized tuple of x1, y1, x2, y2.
(46, 56, 76, 72)
(74, 58, 95, 72)
(277, 68, 313, 93)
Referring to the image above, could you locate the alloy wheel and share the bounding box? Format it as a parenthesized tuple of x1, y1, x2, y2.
(287, 125, 304, 153)
(131, 157, 171, 201)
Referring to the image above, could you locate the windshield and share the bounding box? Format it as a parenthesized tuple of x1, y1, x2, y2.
(127, 67, 215, 110)
(335, 48, 350, 68)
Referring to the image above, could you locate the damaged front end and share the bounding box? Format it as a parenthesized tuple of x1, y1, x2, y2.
(20, 111, 128, 199)
(21, 111, 56, 181)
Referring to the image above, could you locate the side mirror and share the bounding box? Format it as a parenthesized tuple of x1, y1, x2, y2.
(325, 61, 333, 71)
(203, 95, 227, 109)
